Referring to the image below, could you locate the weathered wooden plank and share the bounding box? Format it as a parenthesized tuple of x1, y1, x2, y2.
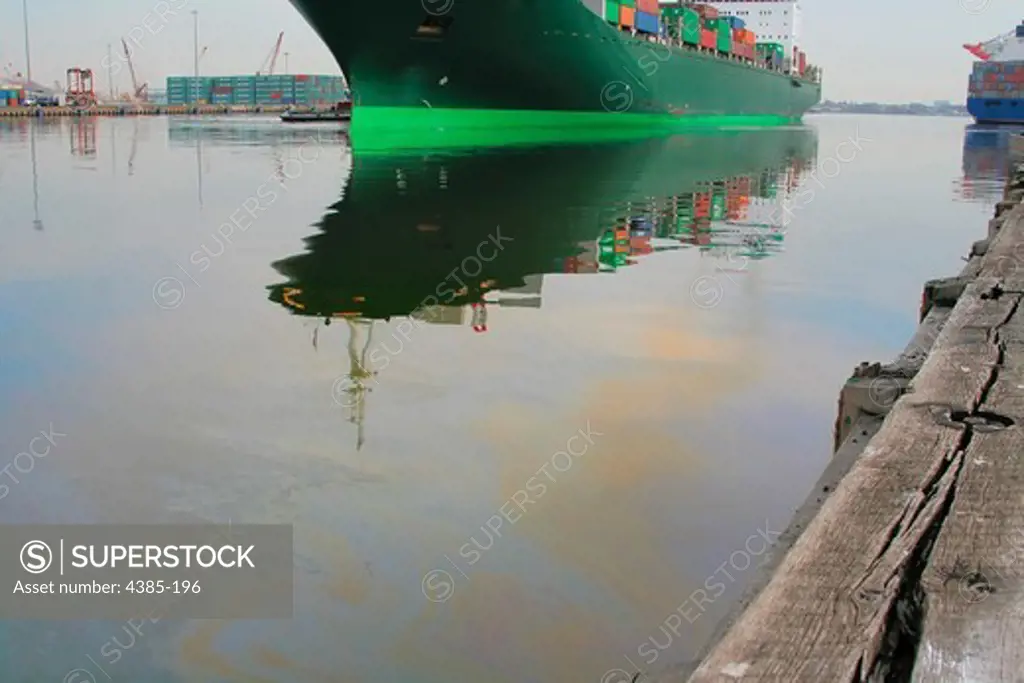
(684, 279, 1014, 683)
(649, 416, 889, 683)
(685, 405, 977, 681)
(980, 212, 1024, 280)
(912, 347, 1024, 683)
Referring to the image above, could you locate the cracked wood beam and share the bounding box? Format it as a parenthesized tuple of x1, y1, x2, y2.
(911, 297, 1024, 683)
(683, 208, 1024, 683)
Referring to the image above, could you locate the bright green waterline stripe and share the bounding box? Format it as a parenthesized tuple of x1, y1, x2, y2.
(349, 107, 802, 154)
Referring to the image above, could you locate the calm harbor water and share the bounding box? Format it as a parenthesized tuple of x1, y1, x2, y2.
(0, 114, 1010, 683)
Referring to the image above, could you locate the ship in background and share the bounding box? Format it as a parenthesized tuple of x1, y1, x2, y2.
(287, 0, 821, 146)
(965, 21, 1024, 123)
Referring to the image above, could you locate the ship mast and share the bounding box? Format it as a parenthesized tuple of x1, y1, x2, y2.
(343, 318, 376, 451)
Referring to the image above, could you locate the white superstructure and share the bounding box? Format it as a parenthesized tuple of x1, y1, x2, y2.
(705, 0, 801, 59)
(964, 24, 1024, 62)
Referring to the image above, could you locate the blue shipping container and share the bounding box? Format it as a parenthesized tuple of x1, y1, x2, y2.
(724, 16, 746, 29)
(636, 11, 659, 34)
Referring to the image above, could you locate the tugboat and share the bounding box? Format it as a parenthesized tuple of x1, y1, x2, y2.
(280, 99, 352, 123)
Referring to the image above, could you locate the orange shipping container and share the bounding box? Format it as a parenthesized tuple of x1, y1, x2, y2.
(619, 6, 635, 27)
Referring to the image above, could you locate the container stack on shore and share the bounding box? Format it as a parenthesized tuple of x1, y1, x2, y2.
(0, 104, 291, 118)
(969, 60, 1024, 100)
(0, 86, 23, 107)
(166, 75, 347, 107)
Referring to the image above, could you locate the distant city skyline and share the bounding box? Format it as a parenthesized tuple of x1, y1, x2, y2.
(0, 0, 1020, 102)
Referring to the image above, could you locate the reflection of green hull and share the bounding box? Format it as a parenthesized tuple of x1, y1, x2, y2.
(266, 128, 818, 319)
(287, 0, 821, 148)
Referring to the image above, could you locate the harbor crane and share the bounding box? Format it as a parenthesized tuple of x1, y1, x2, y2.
(121, 38, 148, 101)
(65, 68, 97, 107)
(257, 32, 284, 76)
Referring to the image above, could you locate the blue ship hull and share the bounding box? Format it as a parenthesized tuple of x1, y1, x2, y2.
(968, 96, 1024, 123)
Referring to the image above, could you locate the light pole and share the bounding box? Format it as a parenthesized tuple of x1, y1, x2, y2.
(107, 43, 114, 100)
(30, 122, 42, 230)
(21, 0, 32, 84)
(284, 52, 290, 75)
(192, 10, 199, 104)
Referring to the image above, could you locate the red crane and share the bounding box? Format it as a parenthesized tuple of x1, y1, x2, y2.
(257, 32, 285, 76)
(65, 68, 97, 107)
(963, 29, 1015, 61)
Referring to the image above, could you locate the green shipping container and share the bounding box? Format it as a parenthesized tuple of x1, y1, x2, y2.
(605, 0, 619, 21)
(619, 0, 634, 6)
(682, 8, 701, 44)
(711, 193, 726, 221)
(717, 28, 731, 53)
(233, 85, 255, 103)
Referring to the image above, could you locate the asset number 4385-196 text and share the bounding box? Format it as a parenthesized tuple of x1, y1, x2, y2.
(126, 580, 201, 594)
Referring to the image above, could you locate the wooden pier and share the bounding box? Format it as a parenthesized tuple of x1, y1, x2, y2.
(674, 139, 1024, 682)
(0, 104, 291, 118)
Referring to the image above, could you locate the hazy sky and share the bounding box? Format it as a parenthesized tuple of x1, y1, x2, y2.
(0, 0, 1020, 102)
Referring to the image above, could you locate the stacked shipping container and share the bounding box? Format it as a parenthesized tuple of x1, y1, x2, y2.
(0, 87, 23, 107)
(969, 61, 1024, 100)
(166, 75, 348, 106)
(603, 0, 809, 73)
(756, 42, 785, 68)
(792, 48, 807, 75)
(605, 0, 661, 35)
(732, 28, 755, 60)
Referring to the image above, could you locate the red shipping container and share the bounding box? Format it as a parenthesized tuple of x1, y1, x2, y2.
(296, 74, 309, 81)
(636, 0, 659, 13)
(690, 3, 718, 18)
(700, 28, 716, 49)
(694, 193, 711, 218)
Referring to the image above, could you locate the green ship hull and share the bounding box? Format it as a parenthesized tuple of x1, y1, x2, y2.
(288, 0, 822, 147)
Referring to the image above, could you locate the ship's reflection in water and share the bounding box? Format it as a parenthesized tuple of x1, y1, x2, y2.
(267, 131, 818, 456)
(956, 123, 1024, 202)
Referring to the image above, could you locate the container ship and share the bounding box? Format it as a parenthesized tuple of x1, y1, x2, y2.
(965, 21, 1024, 123)
(286, 0, 822, 141)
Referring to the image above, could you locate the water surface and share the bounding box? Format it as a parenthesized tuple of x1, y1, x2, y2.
(0, 114, 1001, 683)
